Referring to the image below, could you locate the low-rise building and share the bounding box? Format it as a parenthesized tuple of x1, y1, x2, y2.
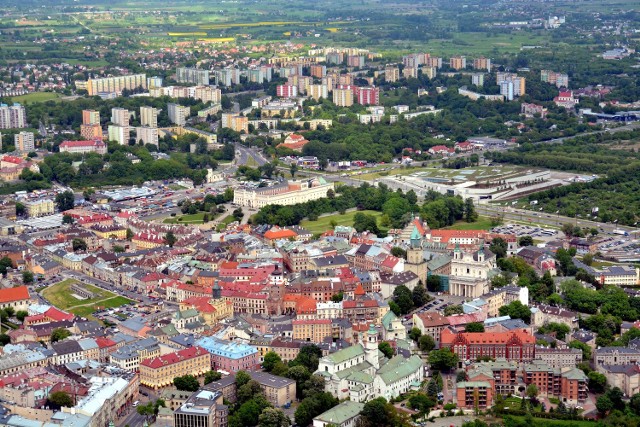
(247, 371, 296, 406)
(140, 346, 211, 389)
(313, 401, 364, 427)
(173, 389, 228, 427)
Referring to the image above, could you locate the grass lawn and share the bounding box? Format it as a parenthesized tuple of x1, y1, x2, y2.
(164, 212, 215, 224)
(501, 415, 596, 427)
(215, 215, 237, 231)
(445, 216, 494, 231)
(41, 279, 132, 320)
(300, 210, 385, 235)
(9, 92, 60, 103)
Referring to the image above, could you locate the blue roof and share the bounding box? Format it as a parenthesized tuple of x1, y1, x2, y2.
(197, 337, 257, 359)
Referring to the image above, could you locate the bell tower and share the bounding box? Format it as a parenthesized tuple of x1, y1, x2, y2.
(405, 225, 427, 283)
(364, 324, 380, 369)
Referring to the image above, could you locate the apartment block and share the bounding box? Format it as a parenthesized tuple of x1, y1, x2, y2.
(177, 67, 210, 85)
(541, 70, 569, 88)
(456, 381, 493, 410)
(523, 361, 588, 405)
(311, 65, 327, 79)
(412, 312, 450, 347)
(326, 52, 344, 65)
(194, 86, 222, 104)
(140, 346, 211, 389)
(24, 199, 55, 218)
(425, 57, 443, 68)
(403, 67, 418, 79)
(277, 84, 298, 98)
(471, 73, 485, 86)
(423, 67, 438, 79)
(221, 114, 248, 133)
(355, 87, 380, 106)
(86, 74, 147, 96)
(473, 57, 492, 72)
(82, 109, 100, 125)
(14, 131, 34, 153)
(168, 103, 190, 126)
(80, 124, 103, 140)
(140, 106, 160, 128)
(595, 347, 640, 368)
(147, 76, 163, 89)
(136, 126, 159, 146)
(111, 108, 131, 127)
(108, 125, 130, 145)
(292, 319, 332, 342)
(449, 56, 467, 70)
(333, 88, 354, 107)
(0, 103, 27, 129)
(384, 66, 400, 82)
(308, 84, 328, 101)
(347, 55, 365, 67)
(496, 72, 526, 99)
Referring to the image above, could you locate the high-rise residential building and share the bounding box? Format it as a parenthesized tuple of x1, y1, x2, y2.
(0, 103, 27, 129)
(426, 56, 443, 68)
(473, 57, 492, 72)
(139, 106, 160, 128)
(221, 114, 248, 134)
(347, 55, 365, 68)
(355, 87, 380, 105)
(147, 76, 163, 89)
(80, 124, 104, 141)
(194, 86, 222, 104)
(176, 67, 210, 85)
(215, 69, 241, 86)
(308, 84, 328, 101)
(338, 74, 354, 86)
(310, 65, 327, 79)
(276, 84, 298, 98)
(497, 72, 526, 98)
(86, 74, 147, 96)
(403, 67, 418, 79)
(472, 73, 485, 86)
(423, 67, 438, 79)
(14, 131, 34, 153)
(111, 108, 130, 127)
(449, 56, 467, 70)
(136, 126, 159, 146)
(333, 88, 354, 107)
(82, 110, 100, 125)
(384, 66, 400, 82)
(168, 103, 190, 126)
(326, 52, 344, 65)
(499, 81, 515, 101)
(541, 70, 569, 88)
(108, 125, 130, 145)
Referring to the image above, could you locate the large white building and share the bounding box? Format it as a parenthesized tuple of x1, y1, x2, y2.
(111, 108, 131, 127)
(140, 106, 160, 128)
(136, 126, 159, 146)
(315, 325, 423, 402)
(86, 74, 147, 96)
(108, 125, 130, 145)
(59, 140, 107, 155)
(233, 178, 334, 209)
(0, 103, 26, 129)
(449, 245, 497, 298)
(168, 103, 190, 126)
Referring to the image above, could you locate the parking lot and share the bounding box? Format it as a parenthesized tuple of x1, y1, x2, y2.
(492, 224, 560, 239)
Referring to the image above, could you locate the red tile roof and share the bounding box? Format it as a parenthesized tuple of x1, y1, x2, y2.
(0, 286, 30, 303)
(264, 228, 298, 240)
(95, 337, 117, 348)
(140, 346, 209, 369)
(440, 328, 535, 346)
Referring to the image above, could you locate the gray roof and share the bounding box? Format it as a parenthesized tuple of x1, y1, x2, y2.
(247, 371, 295, 388)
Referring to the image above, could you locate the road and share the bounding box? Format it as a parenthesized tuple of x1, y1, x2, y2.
(534, 121, 640, 145)
(475, 204, 639, 235)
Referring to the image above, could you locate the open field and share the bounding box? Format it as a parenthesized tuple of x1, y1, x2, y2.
(445, 217, 493, 231)
(9, 92, 59, 103)
(300, 210, 385, 235)
(164, 212, 216, 224)
(41, 279, 132, 319)
(215, 215, 237, 231)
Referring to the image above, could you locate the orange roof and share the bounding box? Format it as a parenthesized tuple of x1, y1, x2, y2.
(354, 283, 365, 296)
(141, 346, 209, 369)
(264, 228, 297, 240)
(0, 286, 29, 303)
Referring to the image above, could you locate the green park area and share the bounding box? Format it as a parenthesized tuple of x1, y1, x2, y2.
(41, 279, 132, 320)
(9, 92, 60, 103)
(164, 212, 215, 224)
(445, 216, 494, 231)
(300, 210, 385, 235)
(215, 215, 238, 232)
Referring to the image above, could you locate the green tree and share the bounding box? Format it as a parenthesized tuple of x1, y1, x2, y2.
(526, 383, 538, 399)
(444, 305, 464, 316)
(465, 322, 485, 333)
(15, 310, 28, 323)
(50, 328, 71, 343)
(290, 344, 322, 371)
(0, 257, 12, 276)
(409, 327, 422, 342)
(286, 365, 311, 400)
(331, 291, 344, 303)
(596, 394, 613, 416)
(518, 235, 534, 247)
(173, 375, 200, 392)
(456, 370, 467, 383)
(290, 163, 298, 178)
(489, 237, 508, 259)
(263, 351, 282, 372)
(408, 393, 436, 415)
(235, 370, 251, 387)
(412, 282, 430, 308)
(204, 370, 222, 385)
(164, 231, 177, 247)
(588, 371, 607, 393)
(238, 380, 263, 405)
(630, 393, 640, 416)
(464, 198, 477, 222)
(294, 392, 338, 427)
(258, 407, 290, 427)
(22, 270, 34, 284)
(47, 391, 73, 409)
(392, 285, 414, 314)
(62, 214, 74, 224)
(569, 340, 592, 361)
(499, 301, 531, 323)
(583, 253, 594, 266)
(378, 342, 394, 359)
(428, 348, 459, 371)
(426, 274, 441, 292)
(54, 190, 75, 212)
(0, 334, 10, 346)
(419, 335, 436, 352)
(72, 238, 87, 251)
(391, 247, 407, 259)
(537, 322, 570, 340)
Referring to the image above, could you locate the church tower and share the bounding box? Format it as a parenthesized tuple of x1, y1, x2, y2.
(212, 280, 221, 300)
(405, 225, 428, 283)
(363, 324, 380, 369)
